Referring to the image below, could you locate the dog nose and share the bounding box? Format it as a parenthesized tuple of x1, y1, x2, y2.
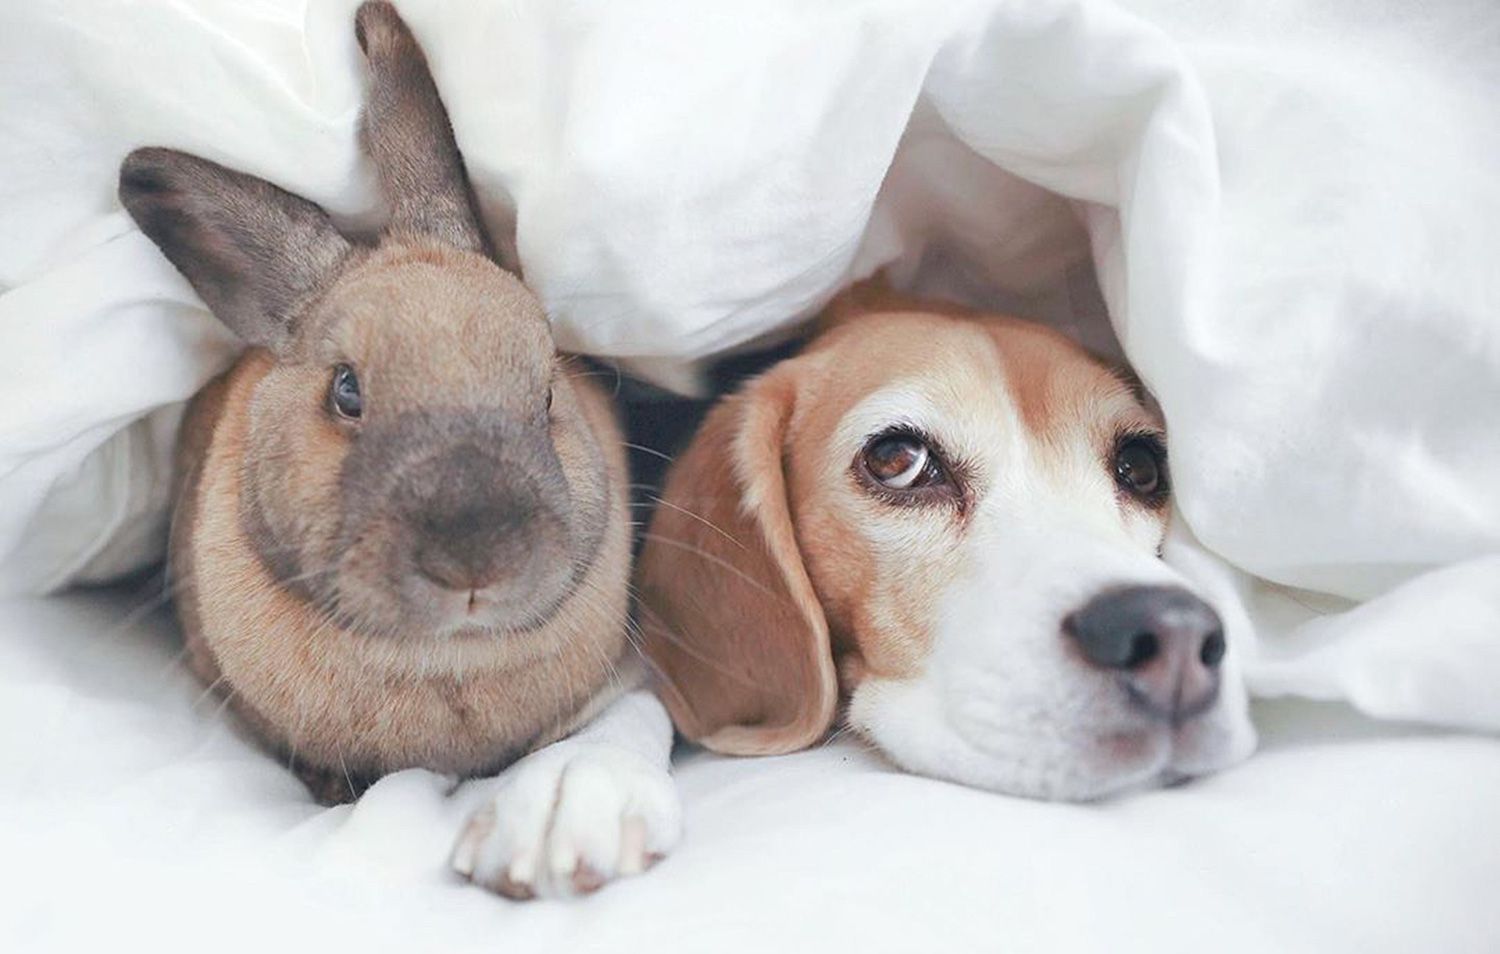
(1064, 586, 1225, 723)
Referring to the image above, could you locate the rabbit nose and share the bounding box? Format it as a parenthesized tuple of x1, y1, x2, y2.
(402, 436, 573, 604)
(1063, 586, 1225, 724)
(412, 482, 572, 599)
(414, 499, 544, 592)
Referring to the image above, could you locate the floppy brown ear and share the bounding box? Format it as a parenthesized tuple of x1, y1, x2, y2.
(637, 359, 838, 755)
(355, 1, 493, 257)
(118, 147, 351, 352)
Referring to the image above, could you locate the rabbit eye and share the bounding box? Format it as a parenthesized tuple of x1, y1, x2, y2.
(330, 364, 363, 420)
(545, 385, 554, 413)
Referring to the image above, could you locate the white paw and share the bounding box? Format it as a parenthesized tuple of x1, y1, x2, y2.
(450, 741, 681, 899)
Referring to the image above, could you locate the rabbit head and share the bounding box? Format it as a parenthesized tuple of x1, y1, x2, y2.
(119, 3, 611, 641)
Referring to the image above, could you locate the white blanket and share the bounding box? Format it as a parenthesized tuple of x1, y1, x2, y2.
(1, 0, 1498, 736)
(3, 588, 1498, 953)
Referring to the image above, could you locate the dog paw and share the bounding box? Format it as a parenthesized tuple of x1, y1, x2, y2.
(450, 741, 681, 899)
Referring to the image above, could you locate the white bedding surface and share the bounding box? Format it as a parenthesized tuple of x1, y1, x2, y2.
(3, 0, 1498, 739)
(4, 588, 1497, 954)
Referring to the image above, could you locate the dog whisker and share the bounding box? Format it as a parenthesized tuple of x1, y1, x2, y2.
(621, 442, 674, 464)
(636, 533, 786, 606)
(645, 495, 748, 551)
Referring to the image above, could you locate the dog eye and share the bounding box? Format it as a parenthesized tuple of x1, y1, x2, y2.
(1114, 435, 1167, 501)
(330, 364, 363, 420)
(862, 431, 944, 490)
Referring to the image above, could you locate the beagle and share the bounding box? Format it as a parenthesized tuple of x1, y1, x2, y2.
(634, 285, 1257, 800)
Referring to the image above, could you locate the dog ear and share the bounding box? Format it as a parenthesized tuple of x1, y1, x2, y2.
(355, 1, 494, 258)
(637, 359, 838, 755)
(118, 147, 351, 352)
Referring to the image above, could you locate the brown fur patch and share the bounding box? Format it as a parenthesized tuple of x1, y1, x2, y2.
(635, 359, 837, 755)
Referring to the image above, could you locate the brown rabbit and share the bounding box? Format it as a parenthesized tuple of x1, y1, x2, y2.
(118, 2, 642, 817)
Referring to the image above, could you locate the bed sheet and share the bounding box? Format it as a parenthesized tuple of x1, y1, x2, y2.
(3, 588, 1496, 954)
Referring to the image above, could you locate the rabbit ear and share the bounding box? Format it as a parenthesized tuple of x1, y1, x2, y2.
(119, 147, 352, 352)
(356, 1, 494, 258)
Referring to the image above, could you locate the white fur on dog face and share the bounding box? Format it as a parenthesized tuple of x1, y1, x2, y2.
(806, 322, 1256, 800)
(848, 517, 1257, 800)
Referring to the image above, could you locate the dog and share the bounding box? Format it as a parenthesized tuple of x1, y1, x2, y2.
(634, 284, 1257, 800)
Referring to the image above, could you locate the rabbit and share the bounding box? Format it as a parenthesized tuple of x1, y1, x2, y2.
(119, 2, 679, 898)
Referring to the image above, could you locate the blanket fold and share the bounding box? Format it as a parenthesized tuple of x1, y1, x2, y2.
(2, 0, 1496, 731)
